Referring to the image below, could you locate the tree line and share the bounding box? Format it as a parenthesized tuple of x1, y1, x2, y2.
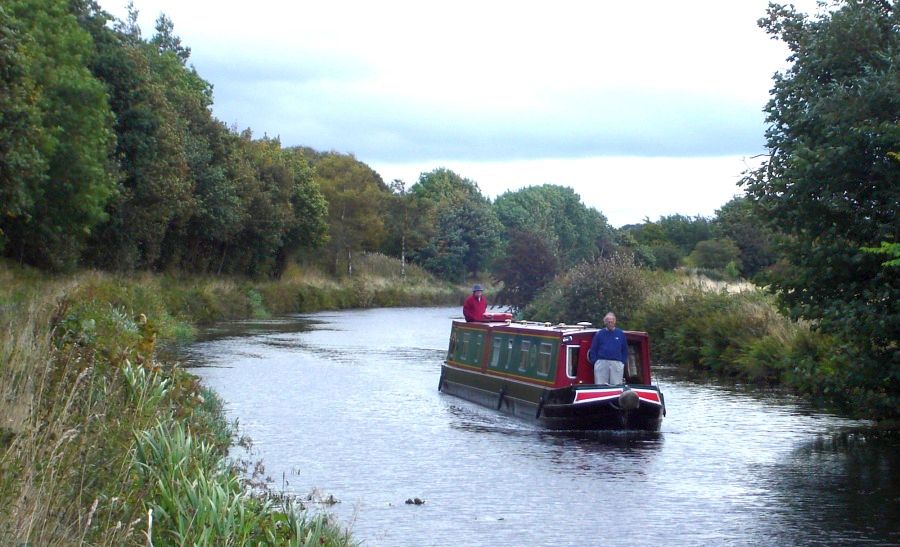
(0, 0, 784, 286)
(1, 1, 327, 276)
(0, 0, 783, 284)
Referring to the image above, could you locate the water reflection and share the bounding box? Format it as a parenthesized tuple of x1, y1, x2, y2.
(765, 428, 900, 545)
(197, 316, 322, 342)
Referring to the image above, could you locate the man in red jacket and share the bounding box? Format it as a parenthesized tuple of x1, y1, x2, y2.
(463, 284, 487, 322)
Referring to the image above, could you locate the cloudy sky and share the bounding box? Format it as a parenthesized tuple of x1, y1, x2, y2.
(98, 0, 821, 227)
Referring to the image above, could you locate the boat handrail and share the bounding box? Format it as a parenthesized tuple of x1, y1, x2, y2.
(549, 323, 594, 330)
(506, 320, 594, 330)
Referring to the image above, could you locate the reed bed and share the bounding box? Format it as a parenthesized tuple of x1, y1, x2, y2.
(0, 255, 456, 544)
(0, 264, 357, 545)
(632, 278, 855, 410)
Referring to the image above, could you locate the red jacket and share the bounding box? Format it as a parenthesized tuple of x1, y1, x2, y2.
(463, 294, 487, 322)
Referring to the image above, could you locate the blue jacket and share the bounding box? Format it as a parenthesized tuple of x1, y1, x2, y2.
(588, 327, 628, 364)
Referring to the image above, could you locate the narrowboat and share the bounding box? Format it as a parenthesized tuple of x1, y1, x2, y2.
(439, 316, 665, 431)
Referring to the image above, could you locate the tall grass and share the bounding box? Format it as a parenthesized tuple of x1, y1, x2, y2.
(0, 263, 357, 545)
(630, 279, 880, 416)
(517, 262, 882, 417)
(133, 419, 350, 546)
(264, 252, 461, 313)
(1, 254, 457, 544)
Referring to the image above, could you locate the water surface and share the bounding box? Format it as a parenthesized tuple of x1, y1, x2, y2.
(183, 307, 898, 546)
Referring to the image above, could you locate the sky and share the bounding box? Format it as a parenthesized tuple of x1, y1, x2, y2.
(97, 0, 822, 227)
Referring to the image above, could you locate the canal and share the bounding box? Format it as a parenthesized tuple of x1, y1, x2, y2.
(182, 307, 898, 546)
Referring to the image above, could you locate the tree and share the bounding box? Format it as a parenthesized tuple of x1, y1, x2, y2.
(383, 179, 410, 277)
(492, 229, 559, 312)
(151, 13, 190, 63)
(622, 214, 713, 270)
(415, 198, 502, 281)
(713, 196, 777, 278)
(0, 5, 45, 255)
(655, 214, 713, 255)
(79, 4, 194, 270)
(686, 238, 742, 271)
(862, 241, 900, 267)
(0, 0, 116, 270)
(226, 137, 326, 277)
(742, 0, 899, 417)
(303, 152, 387, 276)
(647, 242, 683, 270)
(523, 254, 649, 326)
(493, 184, 612, 269)
(408, 168, 501, 280)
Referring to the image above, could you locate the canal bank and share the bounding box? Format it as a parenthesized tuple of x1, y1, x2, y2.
(0, 261, 457, 545)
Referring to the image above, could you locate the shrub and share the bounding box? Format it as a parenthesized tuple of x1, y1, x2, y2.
(523, 254, 649, 326)
(686, 238, 742, 271)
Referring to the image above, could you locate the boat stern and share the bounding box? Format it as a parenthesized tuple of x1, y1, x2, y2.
(573, 385, 665, 410)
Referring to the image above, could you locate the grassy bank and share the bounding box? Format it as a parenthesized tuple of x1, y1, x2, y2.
(0, 255, 460, 545)
(631, 272, 895, 420)
(521, 261, 895, 421)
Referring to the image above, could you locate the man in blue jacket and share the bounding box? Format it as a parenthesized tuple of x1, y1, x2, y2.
(588, 312, 628, 385)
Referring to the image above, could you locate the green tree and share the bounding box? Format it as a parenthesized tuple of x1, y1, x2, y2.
(382, 179, 411, 276)
(742, 0, 899, 417)
(79, 4, 194, 270)
(523, 254, 649, 326)
(302, 151, 388, 275)
(647, 242, 683, 270)
(713, 196, 777, 278)
(617, 223, 663, 269)
(862, 241, 900, 267)
(622, 214, 713, 270)
(493, 229, 559, 312)
(408, 168, 501, 280)
(224, 137, 327, 277)
(686, 238, 742, 272)
(656, 214, 713, 254)
(1, 0, 116, 270)
(0, 5, 45, 255)
(493, 184, 612, 268)
(150, 13, 190, 62)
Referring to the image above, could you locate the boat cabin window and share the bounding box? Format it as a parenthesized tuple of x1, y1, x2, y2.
(565, 345, 579, 378)
(518, 340, 531, 372)
(490, 337, 502, 369)
(537, 343, 553, 377)
(503, 336, 515, 369)
(455, 331, 484, 365)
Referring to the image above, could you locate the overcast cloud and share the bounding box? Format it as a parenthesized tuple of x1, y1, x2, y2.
(98, 0, 821, 226)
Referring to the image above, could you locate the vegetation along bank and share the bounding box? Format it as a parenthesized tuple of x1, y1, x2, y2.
(0, 256, 463, 545)
(1, 0, 897, 543)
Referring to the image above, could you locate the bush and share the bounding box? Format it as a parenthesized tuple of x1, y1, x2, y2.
(686, 238, 742, 271)
(523, 254, 649, 326)
(648, 242, 683, 270)
(635, 287, 787, 372)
